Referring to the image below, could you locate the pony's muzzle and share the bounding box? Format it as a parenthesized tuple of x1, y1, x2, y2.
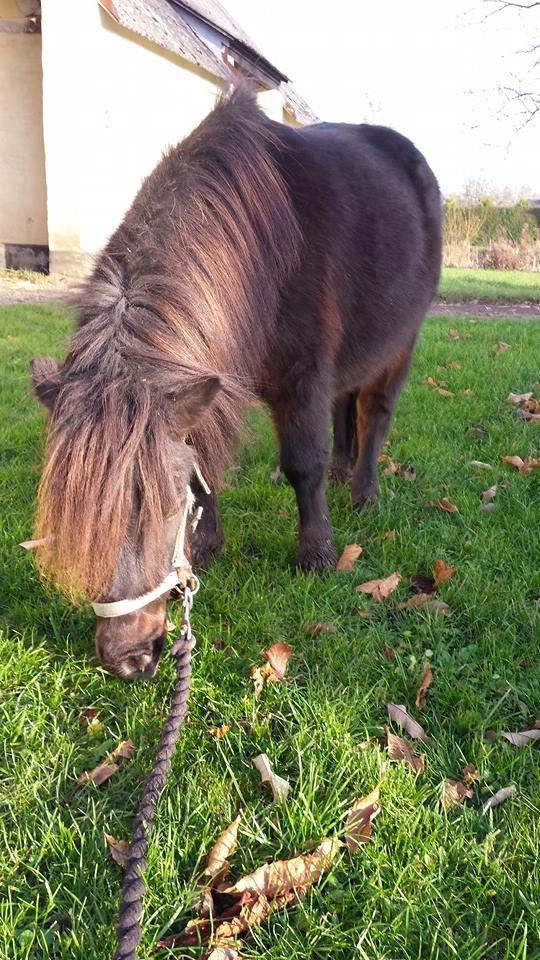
(94, 606, 167, 679)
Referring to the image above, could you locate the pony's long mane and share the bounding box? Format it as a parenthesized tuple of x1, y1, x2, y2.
(35, 87, 300, 599)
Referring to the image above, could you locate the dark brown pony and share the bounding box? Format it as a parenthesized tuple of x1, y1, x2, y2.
(31, 87, 441, 678)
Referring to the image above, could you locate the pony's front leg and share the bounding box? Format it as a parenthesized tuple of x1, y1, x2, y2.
(273, 393, 337, 573)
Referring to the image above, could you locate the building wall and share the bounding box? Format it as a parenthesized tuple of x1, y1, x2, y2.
(40, 0, 223, 274)
(0, 0, 48, 257)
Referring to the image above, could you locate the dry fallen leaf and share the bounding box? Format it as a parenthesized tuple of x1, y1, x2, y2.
(250, 643, 293, 694)
(383, 529, 397, 541)
(379, 453, 400, 475)
(507, 391, 532, 405)
(336, 543, 363, 571)
(442, 779, 474, 811)
(447, 328, 460, 340)
(438, 497, 458, 513)
(496, 341, 510, 353)
(463, 763, 481, 785)
(502, 455, 540, 475)
(19, 537, 49, 550)
(482, 784, 517, 814)
(226, 838, 340, 898)
(344, 784, 381, 852)
(397, 593, 449, 616)
(501, 728, 540, 747)
(470, 460, 493, 471)
(270, 464, 281, 483)
(387, 703, 428, 741)
(425, 376, 440, 387)
(77, 760, 119, 788)
(77, 739, 135, 787)
(437, 387, 455, 397)
(482, 484, 497, 504)
(383, 644, 396, 662)
(386, 731, 425, 775)
(356, 572, 401, 602)
(104, 833, 130, 869)
(263, 643, 292, 681)
(206, 948, 240, 960)
(252, 753, 290, 803)
(205, 815, 242, 880)
(402, 464, 417, 481)
(415, 664, 433, 710)
(433, 558, 455, 587)
(208, 724, 231, 740)
(307, 621, 337, 637)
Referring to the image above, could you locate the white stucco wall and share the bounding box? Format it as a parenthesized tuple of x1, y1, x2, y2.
(0, 0, 48, 248)
(40, 0, 223, 271)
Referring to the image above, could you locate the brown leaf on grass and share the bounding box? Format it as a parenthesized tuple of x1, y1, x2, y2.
(496, 341, 510, 353)
(437, 387, 455, 397)
(411, 573, 436, 595)
(507, 391, 532, 405)
(77, 760, 119, 787)
(81, 707, 100, 721)
(252, 753, 290, 803)
(447, 328, 460, 340)
(383, 529, 397, 541)
(415, 665, 433, 710)
(225, 838, 340, 898)
(482, 484, 497, 503)
(463, 764, 481, 785)
(442, 779, 474, 811)
(208, 724, 231, 740)
(482, 784, 517, 813)
(336, 543, 363, 571)
(379, 453, 400, 475)
(206, 948, 241, 960)
(356, 609, 376, 619)
(263, 642, 292, 680)
(344, 785, 381, 852)
(104, 834, 130, 869)
(397, 594, 449, 616)
(19, 537, 49, 550)
(307, 621, 337, 637)
(438, 497, 458, 513)
(433, 559, 455, 587)
(501, 728, 540, 747)
(383, 644, 396, 662)
(112, 740, 135, 762)
(250, 643, 293, 694)
(77, 739, 135, 787)
(425, 376, 440, 387)
(205, 815, 242, 880)
(386, 731, 425, 775)
(523, 397, 540, 414)
(502, 455, 540, 474)
(470, 460, 493, 471)
(356, 572, 401, 602)
(402, 464, 417, 481)
(387, 703, 428, 740)
(448, 360, 462, 369)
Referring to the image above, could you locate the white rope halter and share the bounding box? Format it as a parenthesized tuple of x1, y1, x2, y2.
(91, 462, 210, 619)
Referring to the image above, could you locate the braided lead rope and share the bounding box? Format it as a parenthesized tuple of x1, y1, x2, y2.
(113, 589, 196, 960)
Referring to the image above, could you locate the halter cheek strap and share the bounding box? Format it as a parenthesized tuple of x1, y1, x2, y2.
(91, 472, 205, 620)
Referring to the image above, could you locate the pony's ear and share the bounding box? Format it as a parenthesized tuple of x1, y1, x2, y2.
(165, 375, 222, 438)
(30, 357, 61, 411)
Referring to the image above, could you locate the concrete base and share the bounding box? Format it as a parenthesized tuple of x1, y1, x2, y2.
(0, 242, 49, 272)
(49, 249, 95, 278)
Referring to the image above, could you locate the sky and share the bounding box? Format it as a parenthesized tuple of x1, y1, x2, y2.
(225, 0, 539, 198)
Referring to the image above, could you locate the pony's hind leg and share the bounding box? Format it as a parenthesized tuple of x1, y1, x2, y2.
(351, 348, 413, 511)
(330, 391, 358, 484)
(272, 390, 337, 573)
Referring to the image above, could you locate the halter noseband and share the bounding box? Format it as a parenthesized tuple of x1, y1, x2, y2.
(91, 463, 209, 620)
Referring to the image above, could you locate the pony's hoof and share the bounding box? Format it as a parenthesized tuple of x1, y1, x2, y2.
(352, 492, 379, 512)
(297, 541, 338, 573)
(328, 462, 353, 485)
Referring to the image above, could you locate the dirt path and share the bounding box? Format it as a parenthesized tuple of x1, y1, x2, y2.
(0, 276, 539, 317)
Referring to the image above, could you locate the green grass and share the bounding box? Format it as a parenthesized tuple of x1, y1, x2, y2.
(1, 305, 539, 960)
(439, 268, 540, 303)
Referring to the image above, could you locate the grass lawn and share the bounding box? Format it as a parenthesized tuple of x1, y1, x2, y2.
(1, 305, 539, 960)
(438, 268, 540, 303)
